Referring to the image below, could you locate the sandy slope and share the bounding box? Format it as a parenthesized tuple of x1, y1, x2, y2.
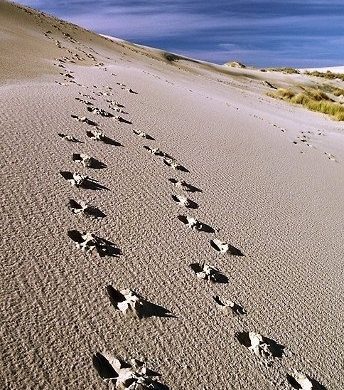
(1, 1, 344, 389)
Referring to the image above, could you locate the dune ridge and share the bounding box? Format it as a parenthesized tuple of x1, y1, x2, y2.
(1, 1, 344, 389)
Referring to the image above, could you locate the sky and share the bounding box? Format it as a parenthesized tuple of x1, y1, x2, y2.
(17, 0, 344, 67)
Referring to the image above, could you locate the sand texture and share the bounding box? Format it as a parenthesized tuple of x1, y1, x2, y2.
(1, 1, 344, 389)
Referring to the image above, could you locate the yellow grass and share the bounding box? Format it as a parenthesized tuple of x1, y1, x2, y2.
(269, 87, 344, 121)
(305, 70, 344, 82)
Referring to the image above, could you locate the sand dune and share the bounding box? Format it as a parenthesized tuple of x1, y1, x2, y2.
(1, 1, 344, 389)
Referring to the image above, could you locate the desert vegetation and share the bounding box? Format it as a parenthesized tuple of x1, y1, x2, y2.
(305, 70, 344, 82)
(269, 67, 300, 74)
(268, 86, 344, 121)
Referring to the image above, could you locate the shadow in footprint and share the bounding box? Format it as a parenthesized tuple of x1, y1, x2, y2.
(133, 130, 155, 140)
(169, 178, 202, 193)
(263, 336, 286, 358)
(60, 171, 109, 190)
(71, 114, 98, 126)
(58, 133, 82, 143)
(90, 158, 107, 169)
(143, 133, 155, 140)
(85, 206, 106, 219)
(163, 159, 189, 172)
(138, 301, 175, 319)
(102, 136, 123, 146)
(178, 215, 215, 233)
(171, 195, 198, 209)
(82, 178, 109, 191)
(106, 286, 175, 319)
(235, 332, 286, 358)
(68, 230, 121, 257)
(213, 296, 246, 315)
(68, 199, 106, 219)
(190, 263, 228, 284)
(143, 145, 164, 156)
(72, 154, 107, 169)
(287, 374, 327, 390)
(68, 229, 84, 244)
(93, 353, 169, 390)
(117, 116, 132, 124)
(92, 353, 118, 380)
(96, 237, 122, 257)
(210, 239, 244, 256)
(87, 106, 114, 117)
(85, 131, 122, 146)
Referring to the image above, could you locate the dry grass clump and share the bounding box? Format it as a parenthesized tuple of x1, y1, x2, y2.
(305, 70, 344, 82)
(316, 84, 344, 97)
(268, 87, 344, 121)
(270, 67, 300, 74)
(332, 87, 344, 97)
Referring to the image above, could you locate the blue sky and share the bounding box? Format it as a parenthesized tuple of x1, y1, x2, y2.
(18, 0, 344, 67)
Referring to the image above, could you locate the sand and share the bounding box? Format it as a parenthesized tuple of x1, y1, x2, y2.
(1, 1, 344, 389)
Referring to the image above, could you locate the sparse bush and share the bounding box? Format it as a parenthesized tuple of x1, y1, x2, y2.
(163, 52, 181, 62)
(332, 88, 344, 97)
(305, 70, 344, 82)
(270, 67, 300, 74)
(271, 88, 295, 99)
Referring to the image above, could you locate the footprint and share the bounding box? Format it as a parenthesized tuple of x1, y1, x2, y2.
(106, 288, 143, 316)
(171, 194, 198, 209)
(106, 286, 174, 319)
(169, 178, 202, 193)
(86, 128, 103, 141)
(68, 199, 106, 219)
(55, 81, 68, 86)
(235, 332, 286, 366)
(67, 230, 121, 256)
(190, 263, 228, 283)
(79, 92, 95, 100)
(133, 130, 154, 140)
(75, 97, 93, 106)
(143, 146, 167, 156)
(92, 353, 118, 382)
(92, 353, 168, 389)
(60, 72, 74, 79)
(87, 106, 114, 117)
(213, 296, 246, 315)
(58, 133, 80, 142)
(110, 106, 128, 114)
(210, 239, 244, 256)
(71, 114, 97, 126)
(106, 100, 125, 108)
(60, 171, 109, 190)
(163, 158, 189, 172)
(115, 115, 132, 124)
(60, 171, 87, 187)
(72, 153, 106, 169)
(86, 130, 122, 146)
(178, 215, 215, 233)
(324, 152, 336, 161)
(287, 371, 326, 390)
